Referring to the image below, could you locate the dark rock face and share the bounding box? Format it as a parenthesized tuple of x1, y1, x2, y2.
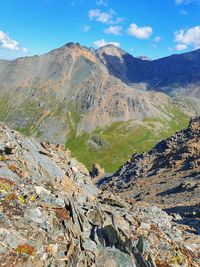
(97, 46, 200, 115)
(0, 124, 199, 266)
(97, 45, 200, 91)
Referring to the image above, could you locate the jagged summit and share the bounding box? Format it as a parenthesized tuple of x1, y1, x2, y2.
(64, 42, 81, 47)
(97, 44, 127, 56)
(0, 124, 199, 266)
(96, 44, 129, 64)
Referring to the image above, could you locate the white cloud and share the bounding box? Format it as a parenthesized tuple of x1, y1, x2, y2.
(175, 0, 186, 4)
(154, 36, 161, 42)
(22, 47, 28, 53)
(83, 25, 91, 32)
(175, 43, 188, 51)
(175, 0, 199, 4)
(104, 25, 122, 35)
(174, 26, 200, 50)
(96, 0, 108, 6)
(0, 30, 28, 52)
(93, 39, 120, 48)
(127, 23, 153, 39)
(179, 8, 188, 15)
(89, 9, 112, 23)
(88, 8, 123, 24)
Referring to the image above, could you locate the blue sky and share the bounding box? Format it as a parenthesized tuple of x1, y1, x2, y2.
(0, 0, 200, 59)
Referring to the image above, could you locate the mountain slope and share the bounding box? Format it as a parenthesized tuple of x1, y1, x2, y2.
(98, 46, 200, 107)
(0, 124, 199, 266)
(97, 45, 200, 88)
(98, 117, 200, 221)
(0, 43, 196, 171)
(0, 43, 176, 138)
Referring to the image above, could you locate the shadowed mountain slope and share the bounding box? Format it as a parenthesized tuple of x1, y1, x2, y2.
(97, 45, 200, 114)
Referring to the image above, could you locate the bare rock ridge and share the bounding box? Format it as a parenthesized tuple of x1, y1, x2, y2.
(0, 124, 199, 266)
(97, 45, 200, 91)
(97, 45, 200, 113)
(98, 117, 200, 231)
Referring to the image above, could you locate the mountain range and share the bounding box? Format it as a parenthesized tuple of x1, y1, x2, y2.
(0, 42, 200, 266)
(0, 42, 199, 171)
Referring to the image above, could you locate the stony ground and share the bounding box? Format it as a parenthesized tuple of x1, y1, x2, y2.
(98, 117, 200, 237)
(0, 124, 199, 266)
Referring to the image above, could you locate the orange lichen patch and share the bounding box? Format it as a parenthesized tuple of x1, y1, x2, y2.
(15, 244, 35, 256)
(8, 164, 26, 179)
(18, 170, 26, 179)
(6, 193, 16, 201)
(150, 224, 164, 236)
(0, 177, 15, 186)
(8, 164, 18, 172)
(47, 244, 58, 257)
(155, 259, 170, 267)
(54, 208, 70, 221)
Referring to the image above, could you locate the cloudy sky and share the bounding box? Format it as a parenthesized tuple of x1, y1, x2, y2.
(0, 0, 200, 59)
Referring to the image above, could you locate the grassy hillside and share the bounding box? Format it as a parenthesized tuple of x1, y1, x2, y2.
(66, 106, 189, 173)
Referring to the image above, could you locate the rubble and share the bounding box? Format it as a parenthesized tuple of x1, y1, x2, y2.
(0, 124, 199, 266)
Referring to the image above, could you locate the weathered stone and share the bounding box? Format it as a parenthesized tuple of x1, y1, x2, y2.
(0, 124, 199, 267)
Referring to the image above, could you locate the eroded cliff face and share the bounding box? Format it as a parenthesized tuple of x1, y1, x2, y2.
(0, 124, 199, 267)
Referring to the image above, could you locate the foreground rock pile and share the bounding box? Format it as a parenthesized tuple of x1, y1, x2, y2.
(0, 124, 199, 266)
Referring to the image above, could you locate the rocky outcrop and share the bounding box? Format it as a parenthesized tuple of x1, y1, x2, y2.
(90, 163, 105, 179)
(98, 117, 200, 233)
(0, 124, 199, 266)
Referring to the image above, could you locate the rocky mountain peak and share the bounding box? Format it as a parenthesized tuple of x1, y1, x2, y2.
(97, 44, 127, 60)
(64, 42, 81, 47)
